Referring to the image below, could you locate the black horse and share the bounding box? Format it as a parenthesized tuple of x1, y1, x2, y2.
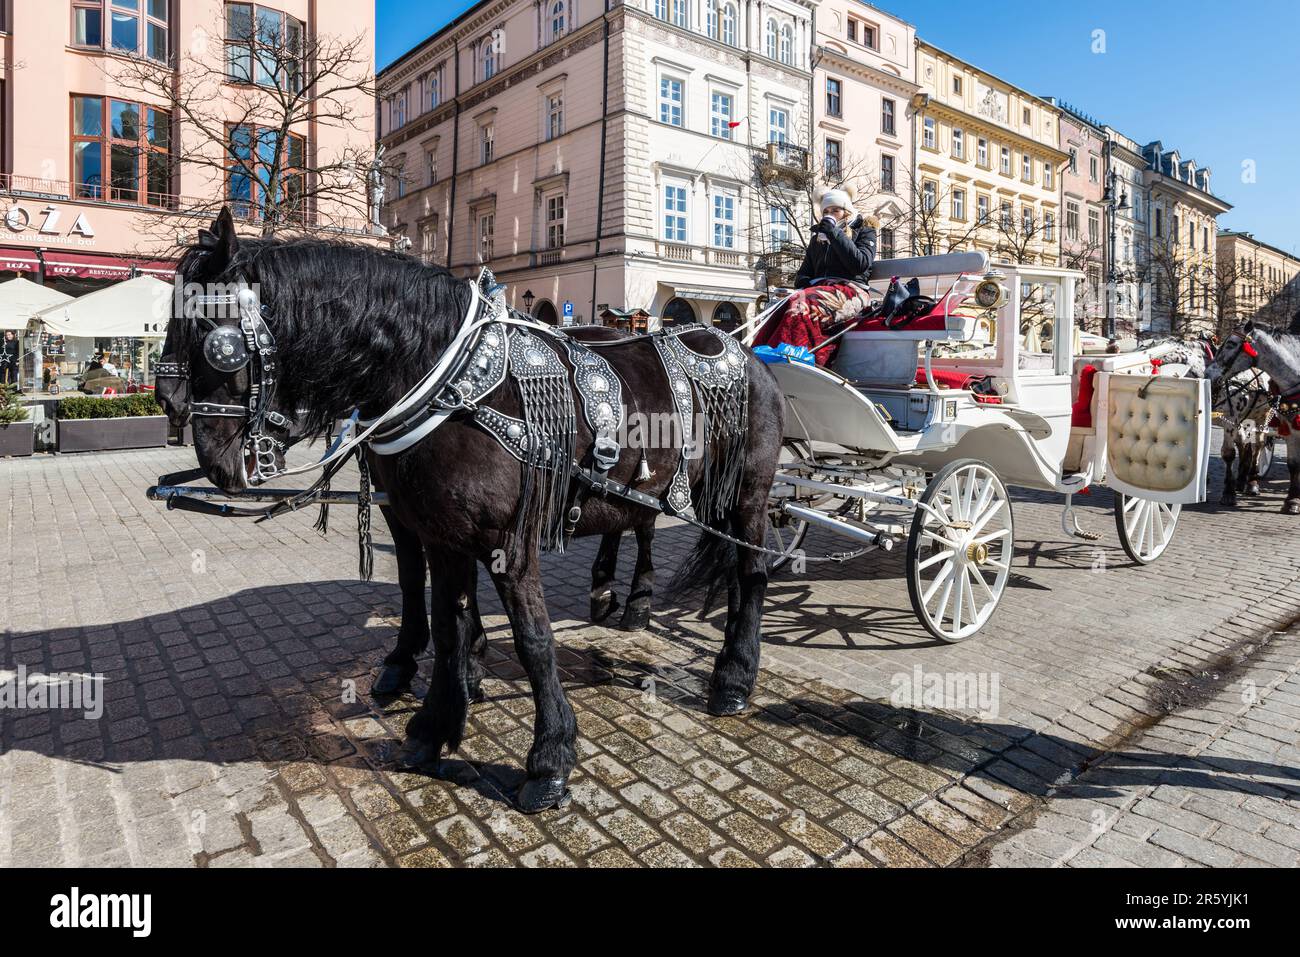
(173, 210, 782, 811)
(157, 270, 657, 699)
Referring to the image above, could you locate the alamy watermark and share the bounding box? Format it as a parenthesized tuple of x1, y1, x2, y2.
(0, 665, 104, 720)
(890, 666, 1000, 719)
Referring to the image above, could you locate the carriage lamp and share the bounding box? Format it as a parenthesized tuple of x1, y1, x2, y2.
(522, 289, 536, 316)
(972, 276, 1008, 311)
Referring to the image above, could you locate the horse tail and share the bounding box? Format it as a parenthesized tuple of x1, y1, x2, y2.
(668, 523, 738, 613)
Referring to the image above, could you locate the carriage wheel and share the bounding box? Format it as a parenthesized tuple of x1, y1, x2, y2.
(1114, 494, 1180, 565)
(906, 459, 1014, 644)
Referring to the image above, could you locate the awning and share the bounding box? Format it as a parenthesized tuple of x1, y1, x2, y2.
(0, 277, 74, 331)
(0, 249, 41, 274)
(671, 286, 763, 303)
(34, 275, 173, 338)
(43, 252, 177, 280)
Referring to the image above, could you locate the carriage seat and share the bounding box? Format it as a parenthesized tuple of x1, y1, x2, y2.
(1063, 365, 1099, 475)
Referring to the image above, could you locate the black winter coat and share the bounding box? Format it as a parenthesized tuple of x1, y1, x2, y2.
(794, 216, 877, 289)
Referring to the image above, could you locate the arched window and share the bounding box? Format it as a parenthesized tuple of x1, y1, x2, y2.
(779, 24, 793, 64)
(548, 1, 567, 42)
(712, 302, 741, 331)
(722, 4, 737, 45)
(764, 19, 777, 59)
(663, 298, 697, 326)
(429, 71, 441, 109)
(481, 35, 497, 80)
(705, 0, 718, 39)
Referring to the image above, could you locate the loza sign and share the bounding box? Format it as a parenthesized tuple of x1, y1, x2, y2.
(4, 204, 96, 239)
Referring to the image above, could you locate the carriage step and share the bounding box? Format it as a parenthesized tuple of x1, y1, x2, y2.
(783, 504, 897, 551)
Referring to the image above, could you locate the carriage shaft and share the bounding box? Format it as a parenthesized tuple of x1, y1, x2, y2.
(146, 485, 391, 507)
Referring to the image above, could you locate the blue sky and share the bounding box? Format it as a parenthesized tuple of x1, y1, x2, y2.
(376, 0, 1300, 254)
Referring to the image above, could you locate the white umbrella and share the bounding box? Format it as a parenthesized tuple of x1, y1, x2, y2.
(34, 275, 173, 338)
(0, 277, 73, 331)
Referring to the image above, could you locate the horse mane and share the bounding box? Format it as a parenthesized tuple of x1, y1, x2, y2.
(182, 235, 472, 439)
(1289, 309, 1300, 336)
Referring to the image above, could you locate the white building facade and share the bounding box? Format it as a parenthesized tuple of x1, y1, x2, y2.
(377, 0, 814, 329)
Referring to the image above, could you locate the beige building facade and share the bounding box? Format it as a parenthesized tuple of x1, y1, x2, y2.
(379, 0, 814, 330)
(911, 41, 1066, 266)
(811, 1, 916, 260)
(1216, 229, 1300, 326)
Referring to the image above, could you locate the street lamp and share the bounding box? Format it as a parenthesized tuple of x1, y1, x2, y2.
(1103, 168, 1130, 339)
(522, 289, 535, 316)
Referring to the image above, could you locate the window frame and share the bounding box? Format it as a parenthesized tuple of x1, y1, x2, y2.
(710, 90, 735, 139)
(951, 127, 963, 160)
(712, 188, 737, 249)
(71, 93, 173, 207)
(225, 3, 304, 91)
(825, 138, 842, 178)
(825, 78, 842, 119)
(545, 91, 565, 141)
(224, 121, 306, 223)
(74, 0, 171, 63)
(659, 75, 685, 127)
(881, 97, 896, 136)
(663, 181, 688, 243)
(545, 191, 566, 249)
(880, 153, 895, 194)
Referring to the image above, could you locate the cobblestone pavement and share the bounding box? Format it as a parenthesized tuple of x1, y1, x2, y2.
(1, 445, 1299, 867)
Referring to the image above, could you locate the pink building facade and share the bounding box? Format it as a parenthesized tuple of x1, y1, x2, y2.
(1054, 104, 1107, 330)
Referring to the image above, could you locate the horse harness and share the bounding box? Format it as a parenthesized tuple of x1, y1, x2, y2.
(1219, 330, 1300, 436)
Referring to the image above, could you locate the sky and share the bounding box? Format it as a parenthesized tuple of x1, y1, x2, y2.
(376, 0, 1300, 255)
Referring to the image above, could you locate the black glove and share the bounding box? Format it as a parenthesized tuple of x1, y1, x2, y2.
(818, 216, 838, 235)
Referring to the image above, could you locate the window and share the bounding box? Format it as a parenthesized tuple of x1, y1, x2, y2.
(548, 1, 567, 43)
(1088, 208, 1100, 243)
(764, 19, 777, 59)
(481, 33, 497, 80)
(826, 78, 842, 118)
(880, 154, 895, 193)
(977, 194, 989, 224)
(879, 227, 895, 259)
(546, 93, 564, 140)
(710, 91, 734, 138)
(671, 0, 688, 28)
(392, 155, 407, 199)
(226, 124, 305, 223)
(425, 145, 437, 186)
(1022, 206, 1034, 234)
(922, 181, 936, 212)
(1155, 207, 1163, 238)
(72, 95, 172, 206)
(1203, 226, 1209, 251)
(391, 92, 408, 131)
(825, 139, 842, 177)
(951, 128, 964, 160)
(705, 0, 718, 39)
(419, 216, 439, 262)
(922, 117, 935, 149)
(479, 213, 495, 260)
(977, 138, 988, 167)
(1000, 146, 1011, 175)
(779, 24, 793, 65)
(75, 0, 170, 62)
(712, 191, 736, 248)
(226, 4, 303, 91)
(1044, 162, 1053, 189)
(1022, 154, 1032, 181)
(664, 183, 688, 242)
(1000, 201, 1012, 228)
(1044, 211, 1054, 241)
(655, 0, 668, 19)
(1066, 202, 1079, 239)
(480, 123, 494, 164)
(768, 107, 788, 145)
(953, 76, 963, 96)
(952, 188, 965, 221)
(769, 206, 789, 245)
(659, 77, 683, 127)
(546, 193, 566, 248)
(848, 18, 875, 48)
(1022, 107, 1031, 125)
(1089, 155, 1098, 182)
(847, 18, 856, 42)
(721, 4, 737, 45)
(1188, 222, 1194, 247)
(881, 98, 896, 136)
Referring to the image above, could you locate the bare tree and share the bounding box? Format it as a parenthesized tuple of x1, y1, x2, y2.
(1141, 238, 1214, 336)
(1209, 253, 1244, 338)
(103, 11, 380, 247)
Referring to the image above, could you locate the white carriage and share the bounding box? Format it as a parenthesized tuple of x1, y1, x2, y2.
(753, 252, 1212, 643)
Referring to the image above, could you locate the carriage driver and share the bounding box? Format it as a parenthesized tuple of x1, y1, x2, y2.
(752, 185, 880, 366)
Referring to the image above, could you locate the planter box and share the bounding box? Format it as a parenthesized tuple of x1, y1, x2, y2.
(57, 416, 170, 453)
(0, 421, 34, 458)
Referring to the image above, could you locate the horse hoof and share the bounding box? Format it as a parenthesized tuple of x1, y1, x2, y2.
(1246, 483, 1261, 496)
(618, 605, 652, 633)
(372, 662, 417, 696)
(707, 689, 749, 717)
(1284, 500, 1300, 516)
(516, 776, 571, 814)
(468, 680, 486, 703)
(590, 592, 621, 624)
(395, 737, 442, 772)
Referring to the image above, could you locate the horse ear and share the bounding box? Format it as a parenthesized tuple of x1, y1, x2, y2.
(1243, 319, 1255, 334)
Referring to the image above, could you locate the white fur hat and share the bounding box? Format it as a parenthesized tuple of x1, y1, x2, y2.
(817, 185, 854, 216)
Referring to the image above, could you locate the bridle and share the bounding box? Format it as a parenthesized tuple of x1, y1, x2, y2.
(185, 281, 291, 485)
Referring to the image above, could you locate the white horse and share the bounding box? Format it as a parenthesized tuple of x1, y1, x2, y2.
(1206, 322, 1300, 515)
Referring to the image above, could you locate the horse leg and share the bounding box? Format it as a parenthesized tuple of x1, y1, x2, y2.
(707, 493, 772, 718)
(397, 548, 478, 770)
(373, 506, 430, 695)
(1236, 436, 1253, 494)
(1285, 435, 1300, 515)
(1244, 436, 1262, 496)
(1220, 429, 1238, 506)
(465, 563, 489, 702)
(589, 532, 622, 623)
(490, 559, 577, 813)
(618, 521, 656, 632)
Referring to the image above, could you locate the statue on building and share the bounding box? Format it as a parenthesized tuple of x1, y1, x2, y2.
(368, 145, 388, 234)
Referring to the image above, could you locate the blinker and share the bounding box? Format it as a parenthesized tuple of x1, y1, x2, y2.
(204, 326, 251, 373)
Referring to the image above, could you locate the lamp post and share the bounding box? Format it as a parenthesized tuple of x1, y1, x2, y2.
(522, 289, 535, 317)
(1103, 167, 1130, 340)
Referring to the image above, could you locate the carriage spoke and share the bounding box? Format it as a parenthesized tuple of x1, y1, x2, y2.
(963, 569, 980, 624)
(950, 571, 965, 634)
(972, 528, 1011, 546)
(970, 498, 1008, 538)
(918, 549, 952, 571)
(933, 574, 956, 625)
(922, 528, 960, 549)
(969, 565, 997, 603)
(922, 560, 956, 606)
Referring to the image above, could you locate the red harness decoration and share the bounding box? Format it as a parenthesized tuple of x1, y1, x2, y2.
(1270, 380, 1300, 437)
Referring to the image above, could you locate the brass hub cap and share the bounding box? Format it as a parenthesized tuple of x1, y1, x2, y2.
(966, 541, 989, 565)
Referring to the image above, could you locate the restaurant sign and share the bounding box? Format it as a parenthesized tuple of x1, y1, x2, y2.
(3, 204, 97, 243)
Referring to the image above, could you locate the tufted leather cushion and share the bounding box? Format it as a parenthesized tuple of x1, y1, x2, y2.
(1107, 378, 1198, 492)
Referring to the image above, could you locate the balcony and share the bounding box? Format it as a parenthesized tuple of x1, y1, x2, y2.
(760, 143, 810, 183)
